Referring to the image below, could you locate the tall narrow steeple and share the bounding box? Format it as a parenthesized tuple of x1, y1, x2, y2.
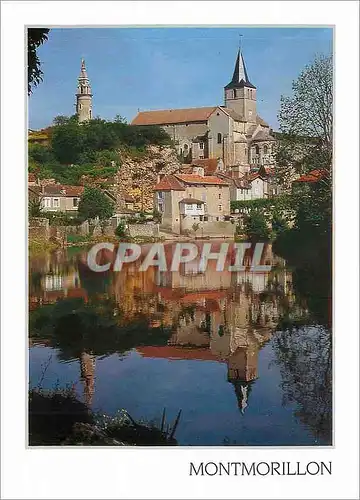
(224, 49, 257, 123)
(76, 58, 93, 122)
(226, 50, 256, 90)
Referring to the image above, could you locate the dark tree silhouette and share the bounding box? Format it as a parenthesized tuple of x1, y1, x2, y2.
(27, 28, 50, 94)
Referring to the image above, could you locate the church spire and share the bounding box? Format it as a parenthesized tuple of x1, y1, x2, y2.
(225, 49, 256, 90)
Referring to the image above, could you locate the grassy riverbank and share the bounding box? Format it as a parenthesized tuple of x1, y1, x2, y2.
(29, 387, 180, 446)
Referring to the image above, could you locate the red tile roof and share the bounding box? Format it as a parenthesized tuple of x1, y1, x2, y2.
(43, 184, 84, 196)
(131, 107, 217, 126)
(153, 175, 185, 191)
(293, 169, 328, 183)
(175, 174, 229, 186)
(191, 158, 219, 175)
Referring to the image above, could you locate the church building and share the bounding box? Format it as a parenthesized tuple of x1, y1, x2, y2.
(131, 49, 276, 172)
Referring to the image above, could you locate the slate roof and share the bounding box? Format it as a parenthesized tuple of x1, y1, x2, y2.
(252, 129, 276, 142)
(131, 107, 217, 126)
(224, 50, 256, 90)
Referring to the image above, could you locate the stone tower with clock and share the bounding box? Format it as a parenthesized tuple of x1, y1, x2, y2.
(76, 59, 93, 122)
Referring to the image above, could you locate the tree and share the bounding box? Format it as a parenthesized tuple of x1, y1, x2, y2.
(27, 28, 50, 94)
(277, 54, 333, 183)
(78, 187, 115, 221)
(244, 211, 270, 241)
(276, 54, 333, 238)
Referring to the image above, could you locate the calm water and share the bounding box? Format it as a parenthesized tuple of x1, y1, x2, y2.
(29, 241, 332, 446)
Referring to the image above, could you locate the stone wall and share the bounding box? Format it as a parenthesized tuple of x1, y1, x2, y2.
(180, 218, 235, 238)
(29, 218, 50, 240)
(127, 224, 159, 238)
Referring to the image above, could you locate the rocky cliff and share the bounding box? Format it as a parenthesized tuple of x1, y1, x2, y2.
(113, 145, 181, 212)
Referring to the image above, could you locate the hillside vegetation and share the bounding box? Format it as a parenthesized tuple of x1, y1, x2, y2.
(28, 115, 172, 185)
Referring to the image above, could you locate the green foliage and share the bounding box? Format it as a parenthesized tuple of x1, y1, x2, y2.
(271, 213, 289, 235)
(243, 211, 270, 241)
(29, 199, 42, 217)
(28, 116, 172, 184)
(152, 208, 162, 224)
(78, 187, 115, 221)
(66, 234, 91, 244)
(276, 54, 333, 188)
(42, 211, 83, 226)
(115, 221, 127, 238)
(231, 195, 292, 213)
(27, 28, 50, 94)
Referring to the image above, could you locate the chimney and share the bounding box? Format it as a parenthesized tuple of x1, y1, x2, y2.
(192, 166, 204, 177)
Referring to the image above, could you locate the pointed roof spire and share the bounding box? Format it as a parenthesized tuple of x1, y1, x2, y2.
(225, 49, 256, 90)
(79, 58, 89, 81)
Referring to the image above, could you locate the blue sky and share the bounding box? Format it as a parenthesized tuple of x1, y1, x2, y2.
(29, 27, 333, 131)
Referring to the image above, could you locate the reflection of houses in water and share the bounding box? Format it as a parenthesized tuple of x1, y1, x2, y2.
(29, 251, 87, 310)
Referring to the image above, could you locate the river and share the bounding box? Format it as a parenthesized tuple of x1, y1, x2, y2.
(29, 241, 332, 446)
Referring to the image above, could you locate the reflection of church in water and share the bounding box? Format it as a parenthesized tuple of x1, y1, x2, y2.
(29, 242, 300, 412)
(135, 242, 296, 414)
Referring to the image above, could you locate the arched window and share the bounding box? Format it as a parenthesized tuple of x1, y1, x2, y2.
(217, 133, 222, 144)
(255, 145, 260, 154)
(89, 109, 92, 119)
(184, 144, 189, 151)
(263, 145, 268, 155)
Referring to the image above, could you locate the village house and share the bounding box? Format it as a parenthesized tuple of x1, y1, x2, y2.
(153, 166, 234, 236)
(132, 49, 276, 170)
(40, 184, 85, 212)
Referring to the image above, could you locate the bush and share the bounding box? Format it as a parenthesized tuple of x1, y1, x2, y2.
(244, 211, 270, 241)
(272, 214, 288, 235)
(115, 221, 127, 238)
(78, 187, 115, 221)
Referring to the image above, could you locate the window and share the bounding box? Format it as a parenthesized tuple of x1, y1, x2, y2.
(188, 193, 192, 198)
(199, 142, 204, 150)
(73, 198, 79, 207)
(263, 145, 268, 155)
(255, 145, 260, 154)
(184, 144, 188, 150)
(233, 89, 237, 98)
(89, 109, 92, 119)
(217, 133, 222, 144)
(218, 193, 221, 199)
(196, 203, 202, 209)
(218, 205, 222, 211)
(53, 198, 60, 208)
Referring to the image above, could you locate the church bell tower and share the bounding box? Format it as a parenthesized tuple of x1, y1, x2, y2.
(224, 49, 256, 123)
(76, 59, 93, 122)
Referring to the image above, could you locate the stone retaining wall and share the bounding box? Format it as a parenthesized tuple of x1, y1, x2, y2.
(127, 224, 159, 238)
(29, 218, 50, 240)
